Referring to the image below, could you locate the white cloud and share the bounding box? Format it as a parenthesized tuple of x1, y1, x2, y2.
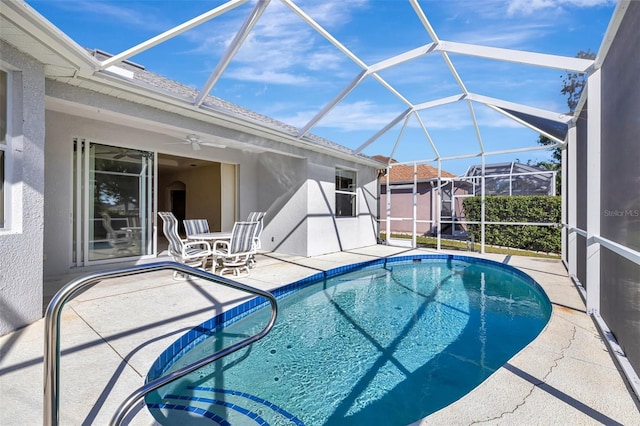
(278, 100, 401, 131)
(280, 97, 538, 134)
(227, 67, 311, 85)
(506, 0, 614, 16)
(454, 22, 554, 49)
(182, 0, 367, 86)
(48, 0, 171, 32)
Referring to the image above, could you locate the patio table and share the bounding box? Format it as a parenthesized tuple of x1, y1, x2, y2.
(187, 232, 232, 242)
(188, 232, 233, 272)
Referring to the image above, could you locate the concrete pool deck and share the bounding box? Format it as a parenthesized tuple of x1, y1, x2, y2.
(1, 245, 638, 425)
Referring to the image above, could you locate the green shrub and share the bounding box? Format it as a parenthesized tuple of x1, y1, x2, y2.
(463, 195, 561, 253)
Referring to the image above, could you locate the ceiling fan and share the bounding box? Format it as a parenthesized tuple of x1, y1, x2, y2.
(169, 134, 227, 151)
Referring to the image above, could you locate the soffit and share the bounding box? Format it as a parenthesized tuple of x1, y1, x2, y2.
(0, 2, 96, 76)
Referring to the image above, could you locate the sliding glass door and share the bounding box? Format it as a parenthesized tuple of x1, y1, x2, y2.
(73, 140, 154, 265)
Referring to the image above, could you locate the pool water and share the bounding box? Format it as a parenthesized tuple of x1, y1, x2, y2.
(147, 257, 551, 425)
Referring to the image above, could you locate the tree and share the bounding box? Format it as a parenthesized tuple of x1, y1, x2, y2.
(535, 49, 596, 195)
(561, 49, 596, 113)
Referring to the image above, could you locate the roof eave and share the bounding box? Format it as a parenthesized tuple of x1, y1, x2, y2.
(63, 70, 383, 167)
(1, 1, 99, 76)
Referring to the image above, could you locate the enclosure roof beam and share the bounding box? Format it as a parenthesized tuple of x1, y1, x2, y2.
(100, 0, 249, 70)
(370, 74, 415, 108)
(355, 108, 412, 154)
(283, 0, 414, 137)
(439, 144, 561, 163)
(594, 0, 631, 70)
(409, 0, 440, 42)
(414, 112, 440, 158)
(281, 0, 366, 69)
(467, 93, 572, 123)
(367, 43, 437, 74)
(388, 114, 412, 161)
(467, 100, 485, 153)
(414, 94, 466, 111)
(195, 0, 271, 106)
(296, 70, 367, 138)
(436, 41, 594, 73)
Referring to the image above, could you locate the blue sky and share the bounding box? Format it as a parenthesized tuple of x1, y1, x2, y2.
(28, 0, 616, 174)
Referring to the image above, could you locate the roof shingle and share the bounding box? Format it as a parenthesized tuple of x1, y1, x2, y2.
(373, 155, 456, 182)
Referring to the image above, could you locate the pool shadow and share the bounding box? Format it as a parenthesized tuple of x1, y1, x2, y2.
(145, 330, 255, 424)
(324, 262, 547, 425)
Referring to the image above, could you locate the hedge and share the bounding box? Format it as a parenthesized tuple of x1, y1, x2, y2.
(463, 195, 561, 253)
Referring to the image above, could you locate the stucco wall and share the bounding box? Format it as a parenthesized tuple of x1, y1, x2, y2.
(0, 41, 45, 335)
(256, 153, 308, 254)
(43, 109, 259, 277)
(42, 82, 379, 275)
(256, 152, 378, 257)
(305, 158, 378, 256)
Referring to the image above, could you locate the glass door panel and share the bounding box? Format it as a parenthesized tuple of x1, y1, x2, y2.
(73, 141, 154, 264)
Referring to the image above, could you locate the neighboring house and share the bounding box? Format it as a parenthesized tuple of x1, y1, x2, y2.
(0, 4, 382, 335)
(378, 158, 558, 240)
(375, 156, 467, 237)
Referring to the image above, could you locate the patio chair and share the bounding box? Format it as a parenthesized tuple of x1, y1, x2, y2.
(158, 212, 212, 280)
(183, 219, 210, 239)
(101, 213, 134, 255)
(213, 221, 259, 277)
(246, 211, 265, 266)
(246, 211, 266, 250)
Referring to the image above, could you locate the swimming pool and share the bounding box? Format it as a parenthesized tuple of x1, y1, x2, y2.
(146, 255, 551, 425)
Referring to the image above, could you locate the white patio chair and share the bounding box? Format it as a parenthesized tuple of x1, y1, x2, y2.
(101, 213, 134, 255)
(246, 211, 265, 266)
(213, 221, 259, 277)
(158, 212, 212, 280)
(246, 211, 266, 250)
(183, 219, 210, 239)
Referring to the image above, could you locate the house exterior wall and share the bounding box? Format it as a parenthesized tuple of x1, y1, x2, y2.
(379, 181, 470, 236)
(42, 107, 261, 278)
(1, 31, 379, 336)
(305, 160, 378, 256)
(379, 182, 435, 235)
(257, 153, 378, 257)
(256, 153, 308, 255)
(42, 91, 379, 278)
(0, 41, 45, 335)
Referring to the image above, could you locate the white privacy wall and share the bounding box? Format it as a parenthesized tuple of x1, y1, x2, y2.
(254, 148, 379, 257)
(0, 42, 45, 335)
(305, 159, 378, 257)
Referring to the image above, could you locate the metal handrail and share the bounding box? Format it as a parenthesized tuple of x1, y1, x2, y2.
(43, 261, 278, 426)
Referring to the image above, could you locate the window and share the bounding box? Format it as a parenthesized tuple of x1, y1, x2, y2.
(0, 69, 7, 228)
(335, 168, 356, 217)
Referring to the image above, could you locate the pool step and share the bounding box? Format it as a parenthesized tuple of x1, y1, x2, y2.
(147, 386, 305, 425)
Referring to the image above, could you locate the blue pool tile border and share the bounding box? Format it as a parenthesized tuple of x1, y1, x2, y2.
(147, 253, 550, 382)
